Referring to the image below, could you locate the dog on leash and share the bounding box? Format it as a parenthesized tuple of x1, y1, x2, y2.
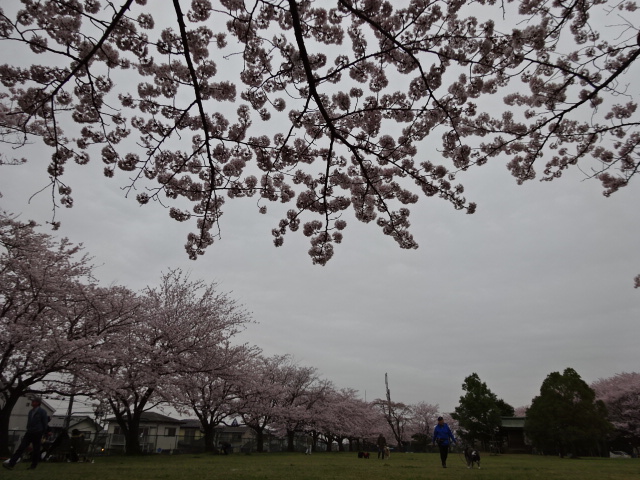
(383, 446, 390, 459)
(464, 447, 481, 469)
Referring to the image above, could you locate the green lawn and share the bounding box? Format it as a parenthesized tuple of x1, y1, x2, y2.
(3, 452, 638, 479)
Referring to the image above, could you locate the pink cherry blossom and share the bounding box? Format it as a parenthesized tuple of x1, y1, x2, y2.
(0, 0, 637, 280)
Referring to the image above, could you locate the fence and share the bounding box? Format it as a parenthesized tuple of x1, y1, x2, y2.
(8, 430, 358, 458)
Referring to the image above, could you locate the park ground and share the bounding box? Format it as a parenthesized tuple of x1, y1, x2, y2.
(1, 452, 638, 480)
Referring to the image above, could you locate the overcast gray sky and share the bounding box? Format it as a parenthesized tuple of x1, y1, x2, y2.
(2, 135, 638, 414)
(1, 0, 639, 416)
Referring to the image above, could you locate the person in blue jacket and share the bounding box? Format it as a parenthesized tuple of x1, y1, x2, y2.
(432, 416, 456, 468)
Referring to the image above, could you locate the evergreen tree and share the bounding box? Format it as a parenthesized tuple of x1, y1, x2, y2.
(452, 373, 511, 448)
(525, 368, 611, 457)
(496, 398, 515, 417)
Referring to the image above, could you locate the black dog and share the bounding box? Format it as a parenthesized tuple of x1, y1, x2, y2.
(464, 447, 481, 469)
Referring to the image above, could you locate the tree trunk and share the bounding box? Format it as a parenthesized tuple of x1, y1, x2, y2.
(124, 422, 143, 455)
(203, 423, 216, 453)
(286, 430, 295, 452)
(108, 389, 154, 456)
(348, 438, 355, 452)
(255, 428, 265, 452)
(114, 413, 142, 455)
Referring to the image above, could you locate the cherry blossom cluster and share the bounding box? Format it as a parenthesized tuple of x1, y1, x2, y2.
(0, 0, 638, 268)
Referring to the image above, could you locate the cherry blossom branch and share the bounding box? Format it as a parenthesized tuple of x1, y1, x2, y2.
(49, 0, 135, 101)
(172, 0, 222, 250)
(288, 0, 420, 258)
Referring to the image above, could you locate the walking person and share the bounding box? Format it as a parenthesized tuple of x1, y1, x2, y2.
(305, 433, 313, 455)
(376, 433, 387, 459)
(432, 416, 456, 468)
(3, 398, 49, 471)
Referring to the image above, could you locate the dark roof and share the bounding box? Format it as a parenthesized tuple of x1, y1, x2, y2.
(49, 415, 100, 430)
(168, 419, 250, 431)
(106, 412, 182, 424)
(180, 419, 203, 429)
(214, 426, 249, 433)
(501, 417, 526, 428)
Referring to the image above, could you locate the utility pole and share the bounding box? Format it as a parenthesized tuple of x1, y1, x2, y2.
(385, 373, 402, 450)
(385, 373, 392, 408)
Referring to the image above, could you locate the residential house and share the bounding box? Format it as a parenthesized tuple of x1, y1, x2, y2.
(104, 412, 183, 453)
(48, 415, 101, 440)
(214, 425, 256, 453)
(175, 421, 257, 454)
(176, 419, 204, 452)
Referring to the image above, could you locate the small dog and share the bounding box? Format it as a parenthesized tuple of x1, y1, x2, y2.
(357, 451, 370, 459)
(464, 447, 481, 469)
(383, 446, 390, 459)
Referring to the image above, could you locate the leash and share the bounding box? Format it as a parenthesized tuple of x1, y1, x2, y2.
(456, 446, 468, 466)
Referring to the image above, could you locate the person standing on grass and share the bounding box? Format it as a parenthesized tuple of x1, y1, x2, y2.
(305, 434, 313, 455)
(3, 398, 49, 471)
(432, 416, 456, 468)
(377, 433, 387, 459)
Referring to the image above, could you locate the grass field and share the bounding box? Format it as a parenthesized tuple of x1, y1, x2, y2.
(2, 452, 638, 479)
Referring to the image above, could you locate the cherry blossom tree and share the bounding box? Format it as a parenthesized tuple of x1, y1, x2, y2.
(0, 210, 139, 456)
(233, 354, 334, 453)
(234, 354, 296, 452)
(1, 1, 638, 271)
(514, 405, 528, 417)
(373, 397, 413, 450)
(269, 362, 331, 452)
(373, 372, 413, 450)
(407, 401, 439, 451)
(233, 356, 383, 454)
(312, 387, 381, 452)
(78, 269, 251, 455)
(592, 372, 640, 455)
(164, 341, 259, 452)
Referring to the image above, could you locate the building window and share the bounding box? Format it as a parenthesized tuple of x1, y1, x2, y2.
(165, 427, 176, 437)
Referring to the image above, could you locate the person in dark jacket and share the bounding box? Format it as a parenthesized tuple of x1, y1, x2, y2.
(69, 429, 86, 462)
(432, 416, 456, 468)
(376, 433, 387, 459)
(3, 398, 49, 471)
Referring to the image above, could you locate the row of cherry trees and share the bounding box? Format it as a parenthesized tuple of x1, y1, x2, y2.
(3, 210, 638, 455)
(0, 209, 141, 455)
(1, 208, 258, 455)
(1, 209, 446, 455)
